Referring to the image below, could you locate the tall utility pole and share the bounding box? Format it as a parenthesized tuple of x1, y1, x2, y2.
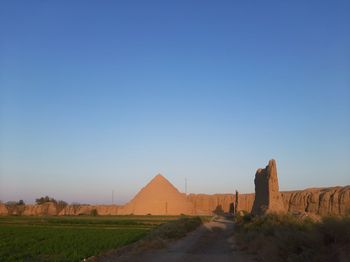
(185, 177, 187, 194)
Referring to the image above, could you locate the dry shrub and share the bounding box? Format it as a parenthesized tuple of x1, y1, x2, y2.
(235, 213, 350, 262)
(147, 216, 202, 240)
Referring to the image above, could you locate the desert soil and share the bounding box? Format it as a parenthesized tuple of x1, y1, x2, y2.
(102, 217, 256, 262)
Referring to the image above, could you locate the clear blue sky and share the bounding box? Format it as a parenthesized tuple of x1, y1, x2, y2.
(1, 1, 349, 204)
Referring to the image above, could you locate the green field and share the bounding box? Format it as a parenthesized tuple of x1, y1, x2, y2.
(0, 216, 180, 262)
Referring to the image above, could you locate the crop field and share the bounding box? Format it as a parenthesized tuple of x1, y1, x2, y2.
(0, 215, 179, 261)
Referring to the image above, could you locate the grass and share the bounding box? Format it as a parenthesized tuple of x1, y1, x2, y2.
(0, 215, 176, 261)
(234, 213, 350, 262)
(0, 225, 146, 261)
(0, 215, 208, 261)
(0, 215, 178, 228)
(147, 216, 203, 240)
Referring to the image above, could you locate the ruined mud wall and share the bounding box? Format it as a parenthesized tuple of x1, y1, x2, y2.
(0, 202, 121, 216)
(281, 186, 350, 216)
(186, 193, 255, 214)
(187, 194, 234, 215)
(1, 187, 349, 216)
(58, 204, 119, 216)
(0, 203, 8, 215)
(181, 187, 350, 216)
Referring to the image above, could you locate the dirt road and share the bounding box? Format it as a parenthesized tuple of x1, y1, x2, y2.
(104, 217, 255, 262)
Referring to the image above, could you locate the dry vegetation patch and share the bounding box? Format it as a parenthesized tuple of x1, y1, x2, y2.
(234, 213, 350, 262)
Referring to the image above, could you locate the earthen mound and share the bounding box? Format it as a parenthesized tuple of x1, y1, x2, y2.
(119, 174, 193, 215)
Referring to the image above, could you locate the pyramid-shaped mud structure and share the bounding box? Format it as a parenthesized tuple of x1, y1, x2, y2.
(119, 174, 194, 215)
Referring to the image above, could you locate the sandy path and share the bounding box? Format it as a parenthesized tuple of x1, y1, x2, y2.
(106, 217, 255, 262)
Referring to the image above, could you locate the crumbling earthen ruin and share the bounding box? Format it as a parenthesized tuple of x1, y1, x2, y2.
(251, 159, 286, 215)
(1, 161, 349, 216)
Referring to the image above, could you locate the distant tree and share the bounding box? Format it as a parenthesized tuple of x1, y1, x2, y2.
(57, 200, 67, 207)
(56, 200, 68, 214)
(229, 203, 235, 214)
(35, 196, 57, 205)
(36, 196, 47, 204)
(213, 205, 224, 215)
(5, 201, 17, 207)
(71, 202, 81, 213)
(90, 209, 98, 216)
(5, 201, 20, 215)
(3, 200, 25, 215)
(17, 202, 26, 215)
